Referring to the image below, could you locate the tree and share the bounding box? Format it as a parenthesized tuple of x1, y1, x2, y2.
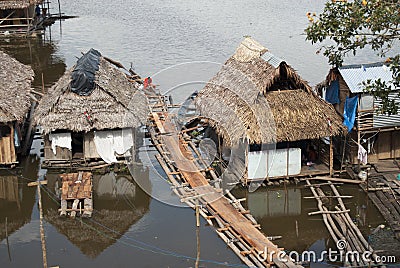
(305, 0, 400, 114)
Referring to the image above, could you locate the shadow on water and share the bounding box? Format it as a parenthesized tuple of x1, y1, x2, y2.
(0, 35, 66, 90)
(42, 168, 151, 258)
(0, 163, 37, 242)
(233, 184, 400, 264)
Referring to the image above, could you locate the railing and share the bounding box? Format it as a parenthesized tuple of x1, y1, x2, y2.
(358, 108, 374, 131)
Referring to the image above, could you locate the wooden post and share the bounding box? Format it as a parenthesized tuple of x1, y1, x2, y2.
(329, 136, 333, 176)
(5, 217, 11, 261)
(195, 198, 200, 228)
(37, 183, 48, 268)
(28, 181, 49, 268)
(357, 103, 361, 171)
(244, 139, 248, 185)
(195, 226, 200, 268)
(286, 143, 290, 178)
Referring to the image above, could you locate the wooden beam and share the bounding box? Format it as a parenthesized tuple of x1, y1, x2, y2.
(301, 176, 364, 184)
(28, 180, 48, 187)
(329, 136, 333, 176)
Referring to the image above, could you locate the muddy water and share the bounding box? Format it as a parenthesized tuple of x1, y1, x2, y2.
(0, 0, 398, 267)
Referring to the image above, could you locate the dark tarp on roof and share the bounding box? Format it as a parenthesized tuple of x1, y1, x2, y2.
(70, 48, 101, 96)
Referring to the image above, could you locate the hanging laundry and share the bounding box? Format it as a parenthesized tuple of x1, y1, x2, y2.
(343, 96, 358, 132)
(93, 129, 134, 164)
(49, 133, 72, 155)
(358, 144, 368, 165)
(325, 79, 340, 104)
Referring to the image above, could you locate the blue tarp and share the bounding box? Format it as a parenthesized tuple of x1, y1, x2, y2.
(325, 79, 340, 104)
(343, 96, 358, 132)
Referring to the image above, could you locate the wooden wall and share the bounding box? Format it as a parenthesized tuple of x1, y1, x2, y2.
(348, 130, 400, 164)
(84, 132, 100, 159)
(44, 134, 72, 160)
(335, 75, 351, 116)
(0, 123, 17, 164)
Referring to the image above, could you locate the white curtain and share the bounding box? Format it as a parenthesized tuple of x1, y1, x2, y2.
(49, 133, 72, 155)
(93, 129, 133, 164)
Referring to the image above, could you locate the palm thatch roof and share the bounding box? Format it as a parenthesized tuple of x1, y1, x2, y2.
(45, 208, 147, 258)
(0, 50, 33, 123)
(195, 37, 344, 145)
(34, 49, 149, 134)
(0, 0, 43, 10)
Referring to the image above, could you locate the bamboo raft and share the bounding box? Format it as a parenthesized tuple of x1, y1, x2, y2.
(305, 178, 384, 267)
(59, 171, 93, 218)
(360, 171, 400, 240)
(146, 91, 301, 268)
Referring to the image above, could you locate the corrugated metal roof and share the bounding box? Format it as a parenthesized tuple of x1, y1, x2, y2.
(338, 62, 396, 93)
(261, 51, 284, 68)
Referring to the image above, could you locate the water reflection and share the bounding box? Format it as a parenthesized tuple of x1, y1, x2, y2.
(234, 184, 386, 258)
(0, 35, 66, 90)
(42, 168, 150, 258)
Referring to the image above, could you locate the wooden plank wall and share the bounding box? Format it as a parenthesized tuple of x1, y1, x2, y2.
(0, 123, 17, 164)
(44, 134, 72, 160)
(83, 132, 100, 159)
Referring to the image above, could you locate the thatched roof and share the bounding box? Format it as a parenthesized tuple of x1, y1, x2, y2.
(45, 208, 146, 258)
(0, 50, 33, 123)
(34, 49, 149, 133)
(195, 37, 344, 144)
(265, 90, 344, 142)
(0, 0, 43, 10)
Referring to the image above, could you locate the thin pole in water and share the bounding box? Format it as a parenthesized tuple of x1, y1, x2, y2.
(37, 183, 48, 268)
(5, 217, 11, 261)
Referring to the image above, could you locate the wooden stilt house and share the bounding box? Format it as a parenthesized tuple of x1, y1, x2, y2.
(193, 37, 345, 184)
(0, 50, 34, 165)
(34, 49, 149, 168)
(0, 0, 48, 35)
(318, 62, 400, 165)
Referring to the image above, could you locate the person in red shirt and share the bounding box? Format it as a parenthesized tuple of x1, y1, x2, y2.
(143, 77, 153, 89)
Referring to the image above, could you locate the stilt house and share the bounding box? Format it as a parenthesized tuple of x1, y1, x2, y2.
(34, 49, 149, 168)
(0, 50, 34, 165)
(318, 62, 400, 164)
(194, 37, 345, 183)
(0, 0, 46, 35)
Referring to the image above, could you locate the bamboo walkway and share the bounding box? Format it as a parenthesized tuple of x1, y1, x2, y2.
(305, 178, 384, 267)
(146, 91, 301, 267)
(360, 162, 400, 240)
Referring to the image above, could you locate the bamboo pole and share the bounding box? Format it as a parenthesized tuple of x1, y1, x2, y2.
(5, 217, 11, 261)
(37, 183, 48, 268)
(195, 226, 200, 268)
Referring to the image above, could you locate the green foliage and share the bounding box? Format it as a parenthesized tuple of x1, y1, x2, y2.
(305, 0, 400, 114)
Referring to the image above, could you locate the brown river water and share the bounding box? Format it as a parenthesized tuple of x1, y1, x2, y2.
(0, 0, 399, 267)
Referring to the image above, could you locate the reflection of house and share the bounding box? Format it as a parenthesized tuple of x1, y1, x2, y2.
(318, 63, 400, 164)
(0, 0, 47, 35)
(43, 170, 150, 257)
(34, 49, 149, 168)
(0, 172, 36, 241)
(248, 188, 301, 217)
(245, 186, 330, 252)
(194, 37, 345, 183)
(0, 51, 34, 165)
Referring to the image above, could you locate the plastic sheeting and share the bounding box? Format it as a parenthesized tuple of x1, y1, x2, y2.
(49, 133, 72, 155)
(343, 96, 358, 132)
(70, 48, 101, 96)
(248, 148, 301, 179)
(93, 129, 133, 164)
(325, 79, 340, 104)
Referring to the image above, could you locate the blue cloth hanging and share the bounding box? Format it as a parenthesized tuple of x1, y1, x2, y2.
(325, 79, 340, 104)
(343, 96, 358, 132)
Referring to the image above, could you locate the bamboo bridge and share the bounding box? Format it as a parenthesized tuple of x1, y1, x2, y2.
(145, 91, 302, 268)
